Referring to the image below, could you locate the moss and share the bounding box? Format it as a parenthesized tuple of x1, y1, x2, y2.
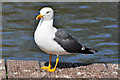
(6, 72, 8, 78)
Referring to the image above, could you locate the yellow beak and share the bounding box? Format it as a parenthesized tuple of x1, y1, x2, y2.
(36, 14, 44, 20)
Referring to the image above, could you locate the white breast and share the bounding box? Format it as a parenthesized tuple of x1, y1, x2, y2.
(34, 24, 67, 55)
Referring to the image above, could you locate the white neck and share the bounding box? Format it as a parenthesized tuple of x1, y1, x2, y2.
(38, 19, 53, 29)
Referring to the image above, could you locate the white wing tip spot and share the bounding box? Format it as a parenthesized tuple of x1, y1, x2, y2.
(82, 47, 85, 50)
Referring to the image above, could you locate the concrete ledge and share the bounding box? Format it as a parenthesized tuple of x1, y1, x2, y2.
(0, 59, 119, 79)
(0, 59, 6, 79)
(40, 62, 119, 78)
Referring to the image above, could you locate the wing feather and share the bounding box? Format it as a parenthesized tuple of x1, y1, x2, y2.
(54, 29, 83, 53)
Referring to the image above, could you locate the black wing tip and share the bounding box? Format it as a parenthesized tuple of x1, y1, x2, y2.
(95, 50, 98, 52)
(90, 49, 98, 52)
(83, 47, 98, 54)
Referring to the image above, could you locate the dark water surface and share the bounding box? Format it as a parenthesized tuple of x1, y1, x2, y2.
(2, 2, 118, 63)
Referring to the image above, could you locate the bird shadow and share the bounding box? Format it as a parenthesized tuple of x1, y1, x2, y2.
(44, 62, 93, 69)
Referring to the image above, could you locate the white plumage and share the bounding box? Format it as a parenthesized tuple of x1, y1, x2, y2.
(34, 7, 97, 72)
(34, 8, 69, 55)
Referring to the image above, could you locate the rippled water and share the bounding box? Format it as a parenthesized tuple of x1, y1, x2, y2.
(2, 2, 118, 63)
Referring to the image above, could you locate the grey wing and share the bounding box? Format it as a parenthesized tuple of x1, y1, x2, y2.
(54, 29, 83, 53)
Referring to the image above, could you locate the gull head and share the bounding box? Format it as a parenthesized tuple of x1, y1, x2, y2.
(36, 7, 54, 20)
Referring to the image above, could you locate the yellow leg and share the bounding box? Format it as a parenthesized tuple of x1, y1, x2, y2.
(41, 54, 52, 70)
(47, 56, 59, 72)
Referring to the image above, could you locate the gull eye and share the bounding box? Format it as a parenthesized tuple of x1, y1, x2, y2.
(46, 11, 50, 14)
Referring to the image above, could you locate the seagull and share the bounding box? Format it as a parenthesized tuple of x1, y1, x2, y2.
(35, 7, 98, 72)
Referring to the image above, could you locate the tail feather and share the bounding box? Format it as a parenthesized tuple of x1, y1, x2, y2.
(82, 47, 98, 54)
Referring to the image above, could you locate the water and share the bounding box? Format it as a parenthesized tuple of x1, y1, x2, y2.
(2, 2, 118, 63)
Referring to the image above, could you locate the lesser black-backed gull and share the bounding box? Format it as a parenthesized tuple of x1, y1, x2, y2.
(35, 7, 98, 72)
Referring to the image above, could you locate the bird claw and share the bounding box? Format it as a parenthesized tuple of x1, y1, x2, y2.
(47, 68, 56, 72)
(41, 65, 51, 70)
